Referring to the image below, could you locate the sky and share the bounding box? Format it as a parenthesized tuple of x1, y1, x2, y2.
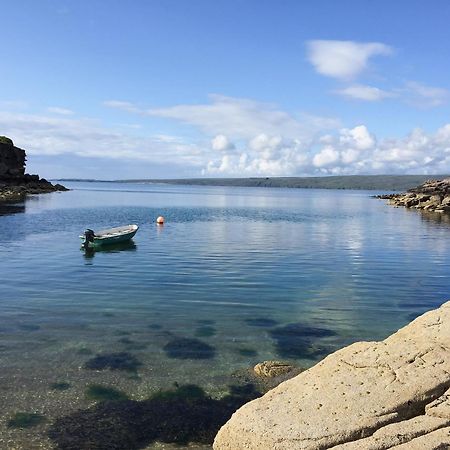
(1, 0, 450, 179)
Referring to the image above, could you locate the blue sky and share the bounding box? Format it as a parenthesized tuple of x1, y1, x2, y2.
(1, 0, 450, 179)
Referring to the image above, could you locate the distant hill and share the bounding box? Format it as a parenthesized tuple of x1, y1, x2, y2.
(111, 175, 450, 191)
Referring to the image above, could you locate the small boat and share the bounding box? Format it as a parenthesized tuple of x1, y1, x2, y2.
(80, 224, 139, 248)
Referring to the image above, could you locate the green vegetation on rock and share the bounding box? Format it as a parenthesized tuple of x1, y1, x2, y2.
(0, 135, 13, 146)
(8, 412, 46, 428)
(50, 382, 71, 391)
(85, 384, 129, 402)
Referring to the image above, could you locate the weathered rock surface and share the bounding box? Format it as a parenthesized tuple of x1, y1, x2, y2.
(0, 137, 67, 202)
(213, 301, 450, 450)
(377, 178, 450, 213)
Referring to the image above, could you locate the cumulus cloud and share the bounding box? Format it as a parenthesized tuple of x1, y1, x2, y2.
(4, 96, 450, 178)
(312, 146, 340, 167)
(334, 84, 394, 101)
(211, 134, 235, 151)
(306, 40, 392, 80)
(311, 125, 450, 174)
(204, 123, 450, 177)
(204, 134, 307, 176)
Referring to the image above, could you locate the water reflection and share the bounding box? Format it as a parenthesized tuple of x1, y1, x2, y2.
(419, 210, 450, 226)
(0, 203, 25, 216)
(82, 240, 137, 259)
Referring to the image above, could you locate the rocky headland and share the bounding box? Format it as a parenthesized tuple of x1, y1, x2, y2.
(377, 178, 450, 213)
(214, 301, 450, 449)
(0, 136, 67, 202)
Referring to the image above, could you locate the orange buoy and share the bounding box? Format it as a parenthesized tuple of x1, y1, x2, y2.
(156, 216, 165, 225)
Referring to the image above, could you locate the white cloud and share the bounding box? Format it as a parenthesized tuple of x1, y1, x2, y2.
(0, 100, 29, 110)
(0, 111, 207, 167)
(402, 81, 449, 107)
(211, 134, 235, 151)
(306, 40, 392, 80)
(334, 84, 394, 101)
(312, 146, 340, 167)
(105, 94, 340, 141)
(103, 100, 140, 113)
(339, 125, 375, 150)
(47, 106, 74, 115)
(3, 96, 450, 178)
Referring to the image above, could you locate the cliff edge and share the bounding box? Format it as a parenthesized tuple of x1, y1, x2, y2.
(214, 301, 450, 449)
(0, 136, 67, 202)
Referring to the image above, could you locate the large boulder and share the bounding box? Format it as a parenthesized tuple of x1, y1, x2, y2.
(214, 301, 450, 449)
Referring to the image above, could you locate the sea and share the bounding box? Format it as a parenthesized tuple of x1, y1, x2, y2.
(1, 181, 449, 449)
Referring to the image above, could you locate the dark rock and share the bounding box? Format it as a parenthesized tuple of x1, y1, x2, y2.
(163, 337, 216, 359)
(194, 325, 217, 337)
(48, 383, 261, 449)
(85, 384, 129, 402)
(84, 352, 142, 372)
(0, 138, 68, 202)
(8, 412, 46, 428)
(244, 317, 278, 328)
(270, 322, 337, 359)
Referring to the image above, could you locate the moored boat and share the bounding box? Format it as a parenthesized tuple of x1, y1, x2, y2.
(80, 224, 139, 248)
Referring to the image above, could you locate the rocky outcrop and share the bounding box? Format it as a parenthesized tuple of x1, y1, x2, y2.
(0, 141, 26, 178)
(0, 137, 67, 202)
(213, 301, 450, 450)
(377, 179, 450, 213)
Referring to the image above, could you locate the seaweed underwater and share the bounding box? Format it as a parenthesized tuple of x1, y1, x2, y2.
(48, 383, 262, 449)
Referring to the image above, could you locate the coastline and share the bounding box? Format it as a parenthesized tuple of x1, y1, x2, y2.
(56, 174, 450, 192)
(0, 139, 68, 203)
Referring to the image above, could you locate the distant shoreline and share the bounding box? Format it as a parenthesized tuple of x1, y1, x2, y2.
(54, 174, 450, 192)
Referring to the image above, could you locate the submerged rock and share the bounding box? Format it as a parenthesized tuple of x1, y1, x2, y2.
(8, 412, 46, 429)
(269, 322, 337, 359)
(163, 337, 216, 359)
(214, 301, 450, 449)
(84, 352, 142, 372)
(48, 383, 261, 449)
(253, 360, 297, 378)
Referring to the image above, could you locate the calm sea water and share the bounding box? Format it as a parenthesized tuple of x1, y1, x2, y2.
(1, 182, 449, 449)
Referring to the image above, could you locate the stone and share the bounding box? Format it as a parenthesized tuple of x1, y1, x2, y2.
(213, 301, 450, 450)
(0, 139, 67, 202)
(253, 361, 297, 378)
(380, 179, 450, 213)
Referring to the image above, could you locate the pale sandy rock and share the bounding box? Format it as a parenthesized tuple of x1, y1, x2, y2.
(253, 361, 296, 378)
(390, 426, 450, 449)
(332, 416, 449, 449)
(214, 301, 450, 450)
(426, 388, 450, 419)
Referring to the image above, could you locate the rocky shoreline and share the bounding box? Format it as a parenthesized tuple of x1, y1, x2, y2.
(376, 178, 450, 213)
(214, 301, 450, 449)
(0, 138, 68, 203)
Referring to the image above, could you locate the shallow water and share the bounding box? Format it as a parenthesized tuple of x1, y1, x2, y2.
(1, 182, 449, 448)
